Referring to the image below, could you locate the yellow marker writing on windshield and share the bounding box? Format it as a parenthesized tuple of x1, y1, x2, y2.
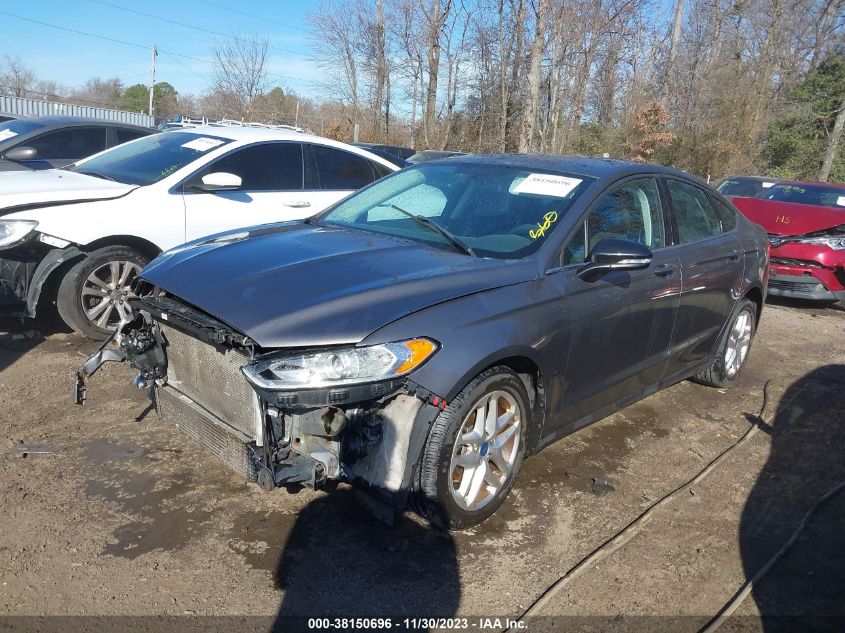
(529, 211, 559, 239)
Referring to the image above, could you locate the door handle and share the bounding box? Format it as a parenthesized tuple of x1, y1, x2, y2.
(283, 200, 311, 208)
(728, 249, 740, 261)
(653, 263, 676, 277)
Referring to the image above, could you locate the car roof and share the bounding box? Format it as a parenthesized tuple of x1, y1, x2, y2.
(720, 175, 780, 182)
(14, 115, 150, 130)
(185, 125, 393, 155)
(769, 179, 845, 190)
(415, 149, 465, 155)
(354, 142, 413, 150)
(184, 125, 343, 143)
(443, 153, 690, 179)
(175, 125, 400, 171)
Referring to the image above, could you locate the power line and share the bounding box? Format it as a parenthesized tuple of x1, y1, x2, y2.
(86, 0, 309, 58)
(265, 71, 319, 86)
(195, 0, 310, 34)
(160, 51, 211, 83)
(0, 10, 211, 64)
(0, 10, 319, 87)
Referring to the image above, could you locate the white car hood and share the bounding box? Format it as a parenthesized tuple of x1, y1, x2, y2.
(0, 169, 137, 212)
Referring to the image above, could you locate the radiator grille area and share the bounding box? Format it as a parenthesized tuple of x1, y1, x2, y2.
(156, 385, 257, 481)
(160, 324, 260, 440)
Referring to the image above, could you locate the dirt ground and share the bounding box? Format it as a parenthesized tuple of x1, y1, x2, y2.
(1, 299, 843, 632)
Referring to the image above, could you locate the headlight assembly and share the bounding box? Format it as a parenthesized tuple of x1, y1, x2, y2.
(242, 338, 438, 390)
(797, 235, 845, 250)
(0, 220, 38, 249)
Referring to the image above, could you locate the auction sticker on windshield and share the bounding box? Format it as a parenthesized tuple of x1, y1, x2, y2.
(181, 137, 225, 152)
(513, 173, 583, 198)
(837, 196, 845, 207)
(0, 130, 18, 141)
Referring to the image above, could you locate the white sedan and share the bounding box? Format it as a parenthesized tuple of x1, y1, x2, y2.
(0, 126, 398, 338)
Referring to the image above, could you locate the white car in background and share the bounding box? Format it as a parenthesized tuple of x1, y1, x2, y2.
(0, 126, 398, 338)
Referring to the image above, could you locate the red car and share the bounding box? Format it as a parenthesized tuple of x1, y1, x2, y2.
(732, 181, 845, 306)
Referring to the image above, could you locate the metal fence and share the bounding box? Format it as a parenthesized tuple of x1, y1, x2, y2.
(0, 95, 154, 127)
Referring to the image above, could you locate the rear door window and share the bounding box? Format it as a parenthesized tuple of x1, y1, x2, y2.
(311, 145, 378, 190)
(709, 196, 737, 232)
(666, 179, 723, 243)
(195, 142, 303, 191)
(27, 127, 108, 160)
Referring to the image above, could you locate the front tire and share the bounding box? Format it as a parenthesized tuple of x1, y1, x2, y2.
(693, 298, 756, 388)
(412, 366, 529, 529)
(56, 246, 148, 340)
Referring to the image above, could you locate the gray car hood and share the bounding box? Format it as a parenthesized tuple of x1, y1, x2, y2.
(141, 222, 537, 349)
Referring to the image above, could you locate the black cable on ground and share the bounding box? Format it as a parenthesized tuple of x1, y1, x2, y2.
(699, 478, 845, 632)
(505, 382, 778, 631)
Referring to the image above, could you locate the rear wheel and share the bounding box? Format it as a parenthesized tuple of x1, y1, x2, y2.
(56, 246, 148, 340)
(693, 298, 756, 388)
(412, 366, 528, 529)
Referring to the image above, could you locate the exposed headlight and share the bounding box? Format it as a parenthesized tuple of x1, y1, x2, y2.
(0, 220, 38, 249)
(242, 338, 438, 390)
(797, 236, 845, 250)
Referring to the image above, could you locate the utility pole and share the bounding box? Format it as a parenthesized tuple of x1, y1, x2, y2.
(295, 100, 300, 127)
(148, 44, 158, 117)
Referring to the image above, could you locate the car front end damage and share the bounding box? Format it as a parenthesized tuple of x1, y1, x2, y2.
(75, 289, 447, 522)
(0, 221, 82, 317)
(767, 229, 845, 303)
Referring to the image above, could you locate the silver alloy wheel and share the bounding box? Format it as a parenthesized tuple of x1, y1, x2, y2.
(81, 260, 142, 330)
(724, 308, 753, 378)
(449, 390, 522, 511)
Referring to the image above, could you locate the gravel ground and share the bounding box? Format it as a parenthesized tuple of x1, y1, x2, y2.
(1, 300, 843, 632)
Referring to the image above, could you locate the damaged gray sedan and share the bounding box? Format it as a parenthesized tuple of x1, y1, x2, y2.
(77, 155, 769, 528)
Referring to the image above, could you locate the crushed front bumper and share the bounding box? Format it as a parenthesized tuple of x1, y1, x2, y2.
(75, 295, 443, 522)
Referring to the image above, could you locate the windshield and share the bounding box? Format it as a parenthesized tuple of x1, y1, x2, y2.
(0, 119, 45, 146)
(762, 183, 845, 209)
(317, 163, 594, 259)
(72, 131, 233, 186)
(717, 178, 777, 197)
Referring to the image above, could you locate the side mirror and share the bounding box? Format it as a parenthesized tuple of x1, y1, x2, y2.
(190, 172, 242, 192)
(577, 238, 653, 282)
(5, 146, 37, 162)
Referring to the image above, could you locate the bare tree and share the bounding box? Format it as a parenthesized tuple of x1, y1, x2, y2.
(421, 0, 453, 147)
(519, 0, 551, 152)
(373, 0, 388, 138)
(309, 0, 365, 139)
(70, 77, 124, 108)
(0, 55, 35, 98)
(212, 34, 270, 118)
(296, 0, 844, 179)
(389, 0, 427, 145)
(661, 0, 685, 98)
(820, 93, 845, 181)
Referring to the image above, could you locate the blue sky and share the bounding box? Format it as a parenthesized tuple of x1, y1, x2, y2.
(1, 0, 323, 98)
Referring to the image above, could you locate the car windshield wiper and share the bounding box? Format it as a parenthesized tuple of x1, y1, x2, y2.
(78, 170, 119, 182)
(389, 204, 476, 257)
